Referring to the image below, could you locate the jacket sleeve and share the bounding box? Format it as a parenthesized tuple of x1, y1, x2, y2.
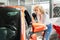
(24, 10, 32, 26)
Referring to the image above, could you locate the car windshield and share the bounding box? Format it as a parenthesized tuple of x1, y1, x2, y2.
(0, 7, 20, 26)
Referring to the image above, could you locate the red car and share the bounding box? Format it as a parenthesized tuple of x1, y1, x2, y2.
(53, 24, 60, 38)
(0, 6, 23, 40)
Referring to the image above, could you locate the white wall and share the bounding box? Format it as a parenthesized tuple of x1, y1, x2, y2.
(8, 0, 18, 5)
(0, 0, 18, 5)
(0, 0, 8, 5)
(53, 0, 60, 4)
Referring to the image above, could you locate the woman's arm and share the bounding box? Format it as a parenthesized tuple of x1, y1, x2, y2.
(31, 16, 36, 23)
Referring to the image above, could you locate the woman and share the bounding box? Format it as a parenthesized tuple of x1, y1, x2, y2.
(32, 5, 52, 40)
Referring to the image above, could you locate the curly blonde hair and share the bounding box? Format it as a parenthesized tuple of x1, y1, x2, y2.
(33, 5, 45, 14)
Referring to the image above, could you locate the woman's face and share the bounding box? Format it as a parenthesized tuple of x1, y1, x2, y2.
(34, 8, 41, 15)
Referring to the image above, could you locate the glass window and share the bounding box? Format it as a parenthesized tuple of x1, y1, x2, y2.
(53, 6, 60, 17)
